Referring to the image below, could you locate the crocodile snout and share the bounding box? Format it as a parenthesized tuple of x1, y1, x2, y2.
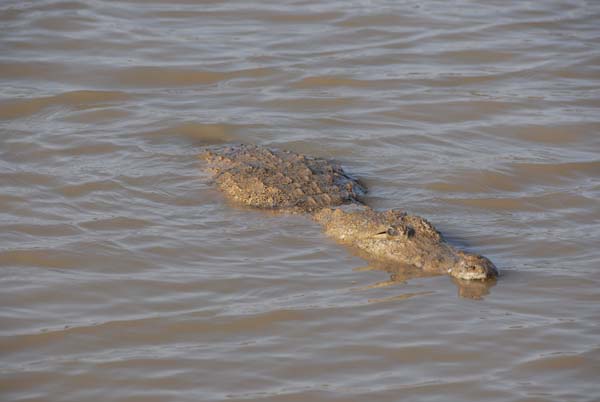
(448, 252, 498, 281)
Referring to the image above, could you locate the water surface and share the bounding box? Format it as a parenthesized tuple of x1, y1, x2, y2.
(1, 1, 599, 401)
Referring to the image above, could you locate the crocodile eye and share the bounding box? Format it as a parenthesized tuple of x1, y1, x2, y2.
(387, 225, 415, 238)
(374, 225, 413, 238)
(386, 226, 399, 236)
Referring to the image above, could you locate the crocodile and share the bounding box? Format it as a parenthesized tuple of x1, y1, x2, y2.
(201, 144, 498, 281)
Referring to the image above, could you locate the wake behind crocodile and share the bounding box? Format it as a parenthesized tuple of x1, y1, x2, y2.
(201, 144, 498, 282)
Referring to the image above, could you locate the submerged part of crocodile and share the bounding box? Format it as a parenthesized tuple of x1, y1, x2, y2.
(201, 144, 498, 281)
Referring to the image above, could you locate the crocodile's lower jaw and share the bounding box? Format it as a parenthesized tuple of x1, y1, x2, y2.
(448, 264, 498, 281)
(449, 270, 488, 281)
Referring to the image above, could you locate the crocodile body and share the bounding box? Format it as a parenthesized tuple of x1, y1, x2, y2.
(201, 144, 498, 281)
(201, 144, 365, 212)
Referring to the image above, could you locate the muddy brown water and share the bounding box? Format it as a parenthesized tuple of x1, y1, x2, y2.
(1, 1, 599, 401)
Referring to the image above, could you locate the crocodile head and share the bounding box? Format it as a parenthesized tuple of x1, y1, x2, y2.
(369, 221, 498, 281)
(314, 206, 498, 281)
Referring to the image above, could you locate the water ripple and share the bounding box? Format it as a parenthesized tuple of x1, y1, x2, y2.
(1, 0, 600, 400)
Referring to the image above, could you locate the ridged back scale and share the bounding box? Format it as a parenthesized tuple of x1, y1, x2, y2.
(201, 144, 366, 212)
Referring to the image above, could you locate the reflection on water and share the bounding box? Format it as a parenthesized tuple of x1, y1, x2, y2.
(451, 277, 496, 300)
(355, 263, 497, 300)
(1, 0, 599, 401)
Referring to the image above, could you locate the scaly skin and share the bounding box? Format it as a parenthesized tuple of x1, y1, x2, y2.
(201, 144, 365, 212)
(201, 144, 498, 281)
